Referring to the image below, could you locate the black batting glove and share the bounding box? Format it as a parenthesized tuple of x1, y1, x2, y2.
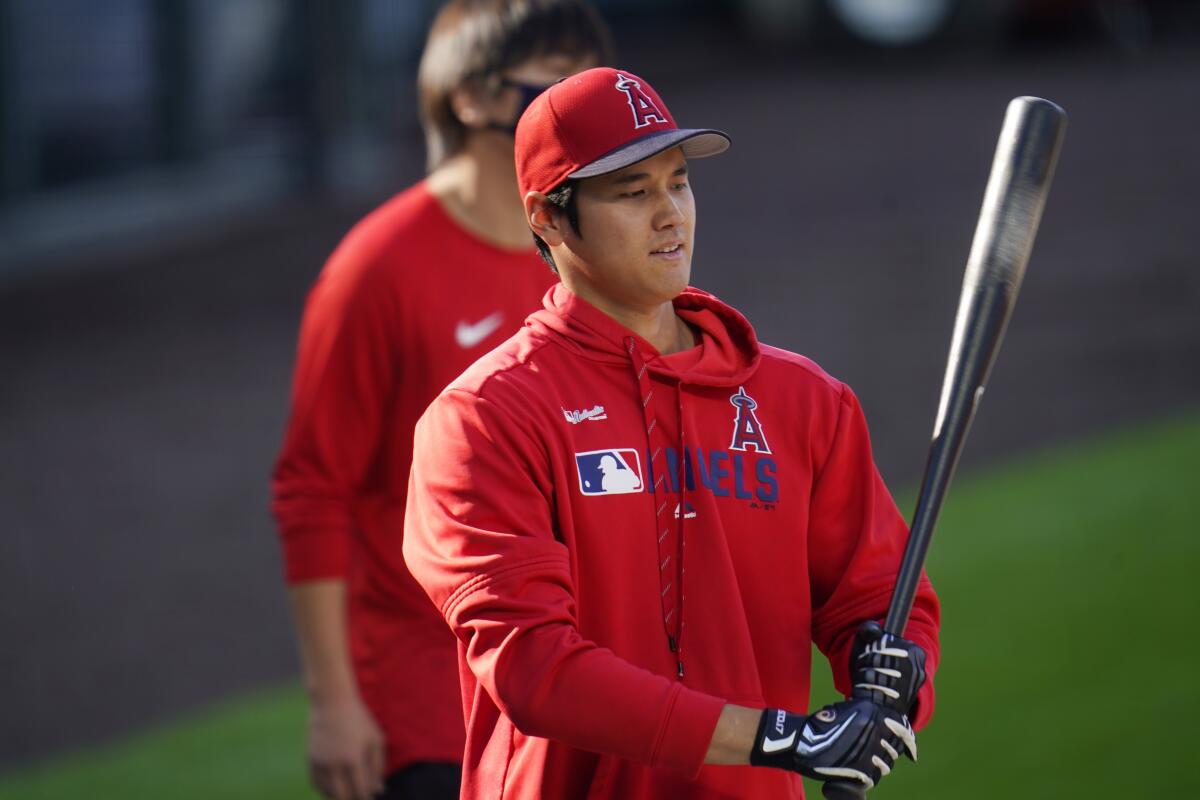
(850, 621, 927, 716)
(750, 700, 917, 791)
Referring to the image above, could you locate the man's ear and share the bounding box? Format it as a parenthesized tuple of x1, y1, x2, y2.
(449, 85, 489, 129)
(525, 192, 566, 246)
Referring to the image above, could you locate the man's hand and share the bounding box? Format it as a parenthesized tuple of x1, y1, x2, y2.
(307, 694, 386, 800)
(750, 699, 916, 791)
(850, 621, 927, 715)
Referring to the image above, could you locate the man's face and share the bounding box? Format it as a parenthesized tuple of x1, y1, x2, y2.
(555, 147, 696, 316)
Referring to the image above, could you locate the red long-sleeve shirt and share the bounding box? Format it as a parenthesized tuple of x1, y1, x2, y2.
(271, 182, 557, 772)
(404, 285, 940, 798)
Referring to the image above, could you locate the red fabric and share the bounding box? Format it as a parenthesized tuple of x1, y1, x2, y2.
(270, 182, 557, 773)
(515, 67, 678, 195)
(404, 284, 940, 798)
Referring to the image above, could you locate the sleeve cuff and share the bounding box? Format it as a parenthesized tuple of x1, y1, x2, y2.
(651, 685, 726, 777)
(909, 630, 938, 731)
(279, 525, 351, 583)
(911, 677, 936, 731)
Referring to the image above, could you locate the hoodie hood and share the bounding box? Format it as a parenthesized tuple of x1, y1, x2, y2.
(527, 283, 761, 387)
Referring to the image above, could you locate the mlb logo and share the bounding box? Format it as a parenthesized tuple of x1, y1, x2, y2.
(575, 449, 643, 496)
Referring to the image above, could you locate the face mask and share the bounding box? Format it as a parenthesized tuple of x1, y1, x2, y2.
(487, 80, 550, 136)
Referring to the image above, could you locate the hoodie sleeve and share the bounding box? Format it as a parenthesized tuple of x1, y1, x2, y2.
(404, 388, 725, 775)
(269, 251, 400, 582)
(807, 384, 941, 730)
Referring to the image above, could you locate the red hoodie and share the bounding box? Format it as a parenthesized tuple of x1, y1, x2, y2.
(404, 284, 940, 799)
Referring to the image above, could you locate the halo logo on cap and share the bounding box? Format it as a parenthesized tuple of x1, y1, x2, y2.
(615, 73, 668, 130)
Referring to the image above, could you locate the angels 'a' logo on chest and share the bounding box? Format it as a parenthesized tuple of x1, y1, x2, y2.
(729, 386, 771, 454)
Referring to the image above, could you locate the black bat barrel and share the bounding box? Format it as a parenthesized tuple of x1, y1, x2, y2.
(886, 96, 1066, 637)
(821, 97, 1065, 800)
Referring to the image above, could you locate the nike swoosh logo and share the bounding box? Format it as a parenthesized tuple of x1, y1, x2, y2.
(761, 731, 797, 753)
(455, 312, 504, 349)
(796, 712, 857, 757)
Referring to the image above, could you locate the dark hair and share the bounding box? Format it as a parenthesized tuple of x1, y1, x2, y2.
(533, 180, 580, 273)
(417, 0, 613, 172)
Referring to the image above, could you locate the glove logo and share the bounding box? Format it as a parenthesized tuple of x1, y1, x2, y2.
(816, 709, 837, 723)
(576, 449, 644, 496)
(796, 711, 857, 757)
(761, 731, 797, 753)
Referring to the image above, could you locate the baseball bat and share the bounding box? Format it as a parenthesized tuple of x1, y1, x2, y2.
(822, 96, 1066, 800)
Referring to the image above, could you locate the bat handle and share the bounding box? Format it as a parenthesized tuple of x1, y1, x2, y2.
(822, 780, 867, 800)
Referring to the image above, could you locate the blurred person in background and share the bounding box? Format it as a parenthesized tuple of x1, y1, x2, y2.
(270, 2, 612, 799)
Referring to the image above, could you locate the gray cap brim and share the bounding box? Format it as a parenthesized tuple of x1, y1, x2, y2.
(569, 128, 731, 179)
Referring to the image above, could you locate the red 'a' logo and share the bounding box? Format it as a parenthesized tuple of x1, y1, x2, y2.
(614, 73, 669, 130)
(729, 386, 772, 454)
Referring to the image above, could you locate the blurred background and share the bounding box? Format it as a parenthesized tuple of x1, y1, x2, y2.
(2, 0, 1198, 797)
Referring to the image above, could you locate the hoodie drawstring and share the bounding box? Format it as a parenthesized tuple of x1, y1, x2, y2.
(625, 336, 686, 679)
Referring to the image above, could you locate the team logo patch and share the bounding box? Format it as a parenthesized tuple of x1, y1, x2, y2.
(562, 405, 607, 424)
(576, 448, 644, 495)
(614, 73, 668, 130)
(729, 386, 771, 454)
(674, 501, 697, 519)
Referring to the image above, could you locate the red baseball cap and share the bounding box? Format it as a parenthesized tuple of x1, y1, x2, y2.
(514, 67, 730, 197)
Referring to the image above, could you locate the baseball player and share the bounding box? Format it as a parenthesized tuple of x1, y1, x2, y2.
(270, 4, 610, 799)
(403, 67, 941, 798)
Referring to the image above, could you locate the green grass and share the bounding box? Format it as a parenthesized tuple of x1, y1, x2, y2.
(0, 685, 315, 800)
(3, 414, 1198, 799)
(805, 413, 1200, 798)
